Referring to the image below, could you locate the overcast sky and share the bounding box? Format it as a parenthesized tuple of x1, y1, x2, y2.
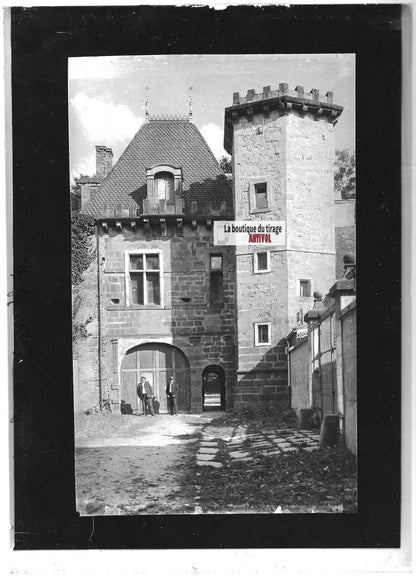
(68, 54, 355, 180)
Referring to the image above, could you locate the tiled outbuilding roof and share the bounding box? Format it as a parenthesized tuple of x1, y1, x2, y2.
(76, 175, 102, 184)
(82, 119, 232, 217)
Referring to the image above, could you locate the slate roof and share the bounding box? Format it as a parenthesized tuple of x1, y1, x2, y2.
(82, 119, 232, 218)
(77, 175, 102, 184)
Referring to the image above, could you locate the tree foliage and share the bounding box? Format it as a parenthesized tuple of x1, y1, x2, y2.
(219, 155, 232, 174)
(71, 187, 81, 213)
(71, 212, 96, 285)
(70, 175, 92, 213)
(334, 150, 356, 200)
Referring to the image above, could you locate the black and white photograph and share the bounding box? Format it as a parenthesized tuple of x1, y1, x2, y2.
(10, 4, 405, 568)
(70, 53, 357, 516)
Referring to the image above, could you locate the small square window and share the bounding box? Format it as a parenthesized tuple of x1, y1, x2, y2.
(254, 251, 270, 273)
(257, 252, 268, 270)
(254, 322, 271, 346)
(249, 179, 270, 214)
(210, 255, 223, 270)
(255, 183, 268, 209)
(299, 279, 311, 298)
(258, 324, 269, 343)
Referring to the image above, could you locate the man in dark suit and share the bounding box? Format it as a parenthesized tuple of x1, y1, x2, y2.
(166, 375, 178, 415)
(137, 376, 156, 416)
(136, 379, 146, 415)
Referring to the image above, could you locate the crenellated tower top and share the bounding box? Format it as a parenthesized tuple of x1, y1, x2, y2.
(224, 83, 343, 154)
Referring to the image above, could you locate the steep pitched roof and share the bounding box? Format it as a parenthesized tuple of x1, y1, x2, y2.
(77, 175, 102, 185)
(82, 118, 232, 217)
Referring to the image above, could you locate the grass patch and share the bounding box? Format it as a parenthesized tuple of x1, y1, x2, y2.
(174, 432, 203, 441)
(209, 407, 299, 432)
(181, 407, 356, 514)
(184, 445, 356, 513)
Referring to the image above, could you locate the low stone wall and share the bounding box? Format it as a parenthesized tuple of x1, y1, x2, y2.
(340, 302, 357, 455)
(233, 368, 288, 410)
(288, 339, 309, 416)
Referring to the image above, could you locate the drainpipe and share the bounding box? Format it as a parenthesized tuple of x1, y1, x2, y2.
(330, 314, 336, 414)
(318, 322, 324, 414)
(285, 338, 293, 409)
(96, 224, 103, 409)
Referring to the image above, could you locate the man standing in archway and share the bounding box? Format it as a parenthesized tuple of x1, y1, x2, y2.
(166, 375, 178, 415)
(137, 376, 156, 417)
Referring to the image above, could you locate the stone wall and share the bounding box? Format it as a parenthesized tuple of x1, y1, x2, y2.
(231, 107, 337, 408)
(232, 111, 289, 408)
(335, 226, 356, 278)
(96, 220, 236, 414)
(72, 250, 100, 412)
(286, 251, 335, 326)
(288, 280, 356, 455)
(74, 92, 347, 414)
(335, 199, 355, 228)
(233, 110, 285, 222)
(285, 114, 335, 253)
(288, 339, 309, 415)
(319, 309, 338, 415)
(340, 303, 357, 455)
(284, 113, 336, 326)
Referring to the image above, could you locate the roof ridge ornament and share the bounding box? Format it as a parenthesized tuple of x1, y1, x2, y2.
(144, 86, 149, 122)
(189, 86, 193, 123)
(148, 113, 189, 121)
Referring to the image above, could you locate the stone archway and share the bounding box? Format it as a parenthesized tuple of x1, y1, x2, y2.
(202, 365, 226, 411)
(120, 343, 191, 414)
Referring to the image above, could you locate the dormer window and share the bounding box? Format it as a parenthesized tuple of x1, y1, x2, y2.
(155, 171, 174, 204)
(144, 164, 183, 215)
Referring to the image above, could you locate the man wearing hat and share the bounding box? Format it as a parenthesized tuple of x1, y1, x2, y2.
(166, 375, 178, 415)
(137, 376, 156, 416)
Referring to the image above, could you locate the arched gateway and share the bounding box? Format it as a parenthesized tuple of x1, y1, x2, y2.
(202, 365, 226, 411)
(120, 343, 191, 414)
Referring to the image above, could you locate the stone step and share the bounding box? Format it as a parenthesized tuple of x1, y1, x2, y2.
(196, 453, 216, 461)
(198, 447, 218, 454)
(229, 450, 250, 459)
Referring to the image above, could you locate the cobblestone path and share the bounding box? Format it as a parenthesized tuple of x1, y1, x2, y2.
(74, 412, 322, 516)
(195, 427, 320, 469)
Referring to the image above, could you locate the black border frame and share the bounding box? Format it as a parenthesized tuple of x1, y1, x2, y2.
(12, 4, 401, 549)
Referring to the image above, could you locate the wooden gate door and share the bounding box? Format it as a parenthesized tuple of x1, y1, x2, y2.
(319, 314, 337, 415)
(121, 343, 191, 414)
(120, 349, 139, 412)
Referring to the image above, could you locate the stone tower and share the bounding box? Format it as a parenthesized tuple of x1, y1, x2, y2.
(224, 83, 343, 409)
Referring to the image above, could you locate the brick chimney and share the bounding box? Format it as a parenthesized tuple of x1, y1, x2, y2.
(95, 146, 113, 179)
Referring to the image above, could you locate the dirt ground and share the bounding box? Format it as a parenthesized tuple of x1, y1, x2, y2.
(74, 412, 210, 515)
(74, 409, 357, 516)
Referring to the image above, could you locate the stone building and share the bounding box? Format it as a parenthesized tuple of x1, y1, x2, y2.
(73, 84, 354, 414)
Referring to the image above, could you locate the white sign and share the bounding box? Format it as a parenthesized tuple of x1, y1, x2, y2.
(213, 220, 286, 247)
